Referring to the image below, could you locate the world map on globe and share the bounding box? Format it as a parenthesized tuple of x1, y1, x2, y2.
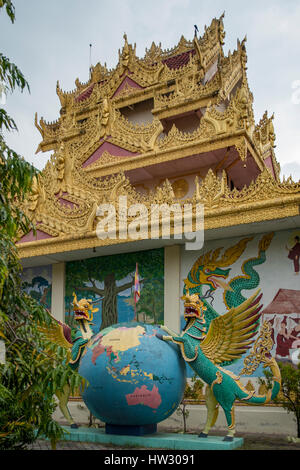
(78, 322, 186, 427)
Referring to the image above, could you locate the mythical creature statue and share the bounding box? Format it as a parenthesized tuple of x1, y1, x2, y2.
(157, 233, 281, 441)
(183, 233, 274, 325)
(39, 293, 98, 428)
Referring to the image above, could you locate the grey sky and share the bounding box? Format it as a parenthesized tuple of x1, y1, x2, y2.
(1, 0, 300, 179)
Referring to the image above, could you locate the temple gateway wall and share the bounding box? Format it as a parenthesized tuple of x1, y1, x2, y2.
(22, 227, 300, 376)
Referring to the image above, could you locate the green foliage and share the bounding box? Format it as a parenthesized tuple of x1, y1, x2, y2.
(176, 375, 204, 433)
(184, 375, 204, 401)
(261, 362, 300, 438)
(0, 1, 86, 449)
(0, 292, 85, 449)
(0, 0, 15, 24)
(0, 1, 29, 134)
(136, 278, 164, 324)
(65, 249, 164, 296)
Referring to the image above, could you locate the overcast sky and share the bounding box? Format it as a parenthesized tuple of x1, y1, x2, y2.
(1, 0, 300, 180)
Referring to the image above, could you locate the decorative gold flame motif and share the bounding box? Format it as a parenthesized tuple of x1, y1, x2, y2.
(16, 15, 300, 259)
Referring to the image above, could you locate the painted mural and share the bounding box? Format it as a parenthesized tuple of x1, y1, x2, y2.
(65, 248, 164, 334)
(262, 290, 300, 362)
(181, 229, 300, 377)
(21, 265, 52, 310)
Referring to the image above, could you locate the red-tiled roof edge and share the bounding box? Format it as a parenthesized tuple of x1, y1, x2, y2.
(74, 49, 196, 103)
(162, 49, 196, 70)
(75, 83, 95, 103)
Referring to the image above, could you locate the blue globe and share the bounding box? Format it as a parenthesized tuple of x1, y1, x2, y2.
(78, 322, 186, 431)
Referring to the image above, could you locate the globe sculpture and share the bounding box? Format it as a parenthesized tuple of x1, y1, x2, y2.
(78, 322, 187, 435)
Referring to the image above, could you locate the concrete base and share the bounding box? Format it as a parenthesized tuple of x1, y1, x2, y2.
(61, 426, 244, 450)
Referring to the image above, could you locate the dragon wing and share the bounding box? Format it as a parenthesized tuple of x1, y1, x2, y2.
(200, 290, 263, 365)
(38, 312, 73, 351)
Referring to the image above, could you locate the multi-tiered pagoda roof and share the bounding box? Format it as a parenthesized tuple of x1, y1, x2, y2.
(18, 15, 300, 260)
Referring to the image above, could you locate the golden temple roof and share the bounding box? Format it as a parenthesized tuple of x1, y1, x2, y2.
(17, 15, 300, 259)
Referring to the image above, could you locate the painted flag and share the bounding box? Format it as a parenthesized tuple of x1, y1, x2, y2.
(134, 263, 140, 305)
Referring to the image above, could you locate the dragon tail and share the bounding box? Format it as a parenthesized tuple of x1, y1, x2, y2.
(225, 233, 275, 309)
(237, 358, 281, 404)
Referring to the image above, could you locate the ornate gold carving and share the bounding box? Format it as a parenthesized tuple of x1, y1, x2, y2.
(234, 136, 248, 161)
(56, 80, 74, 110)
(218, 37, 247, 101)
(18, 160, 300, 258)
(34, 18, 279, 182)
(240, 321, 274, 376)
(27, 174, 46, 215)
(98, 97, 113, 139)
(195, 170, 227, 209)
(85, 151, 123, 169)
(253, 112, 278, 180)
(172, 179, 189, 199)
(194, 14, 225, 70)
(245, 380, 255, 393)
(153, 71, 220, 114)
(19, 18, 299, 257)
(143, 34, 194, 64)
(211, 371, 223, 390)
(90, 62, 109, 83)
(113, 80, 139, 99)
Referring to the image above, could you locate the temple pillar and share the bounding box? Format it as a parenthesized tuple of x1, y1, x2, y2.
(51, 262, 65, 323)
(164, 245, 181, 333)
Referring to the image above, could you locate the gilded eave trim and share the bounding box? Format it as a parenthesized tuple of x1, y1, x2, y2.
(17, 195, 300, 259)
(40, 130, 265, 182)
(152, 95, 219, 120)
(82, 132, 262, 178)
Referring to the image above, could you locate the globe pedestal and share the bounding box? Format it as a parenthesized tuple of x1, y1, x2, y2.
(105, 423, 157, 436)
(78, 322, 186, 434)
(59, 426, 245, 450)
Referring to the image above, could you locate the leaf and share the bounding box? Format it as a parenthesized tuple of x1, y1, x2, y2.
(0, 1, 16, 24)
(0, 109, 17, 131)
(0, 53, 29, 94)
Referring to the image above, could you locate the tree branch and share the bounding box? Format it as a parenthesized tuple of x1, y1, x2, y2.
(116, 278, 145, 294)
(73, 285, 105, 297)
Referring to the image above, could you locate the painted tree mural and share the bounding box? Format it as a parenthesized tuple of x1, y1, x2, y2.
(136, 278, 164, 324)
(21, 267, 52, 310)
(65, 248, 164, 330)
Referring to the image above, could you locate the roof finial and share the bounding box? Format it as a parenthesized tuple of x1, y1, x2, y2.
(121, 33, 130, 68)
(194, 24, 199, 38)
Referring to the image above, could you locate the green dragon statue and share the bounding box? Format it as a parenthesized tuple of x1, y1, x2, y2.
(157, 233, 281, 441)
(39, 293, 98, 428)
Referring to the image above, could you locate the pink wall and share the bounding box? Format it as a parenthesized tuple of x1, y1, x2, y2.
(112, 75, 143, 99)
(17, 228, 53, 244)
(82, 140, 139, 167)
(264, 155, 276, 178)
